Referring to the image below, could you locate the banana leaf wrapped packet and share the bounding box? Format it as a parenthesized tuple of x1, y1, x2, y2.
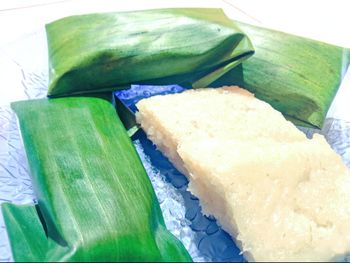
(46, 8, 254, 97)
(46, 7, 350, 129)
(2, 97, 192, 262)
(212, 21, 350, 128)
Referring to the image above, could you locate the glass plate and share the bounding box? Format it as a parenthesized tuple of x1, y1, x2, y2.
(0, 27, 350, 262)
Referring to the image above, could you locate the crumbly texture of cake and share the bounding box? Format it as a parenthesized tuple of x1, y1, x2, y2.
(136, 86, 350, 262)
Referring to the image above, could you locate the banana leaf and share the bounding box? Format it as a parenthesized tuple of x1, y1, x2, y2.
(2, 97, 192, 262)
(212, 21, 350, 128)
(45, 8, 254, 97)
(2, 204, 48, 262)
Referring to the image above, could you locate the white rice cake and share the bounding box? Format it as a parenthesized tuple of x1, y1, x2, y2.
(136, 86, 350, 262)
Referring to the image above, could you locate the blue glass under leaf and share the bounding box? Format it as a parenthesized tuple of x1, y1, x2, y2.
(115, 84, 186, 113)
(115, 85, 245, 262)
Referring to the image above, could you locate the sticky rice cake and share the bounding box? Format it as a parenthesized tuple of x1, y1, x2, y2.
(136, 87, 305, 175)
(135, 86, 350, 262)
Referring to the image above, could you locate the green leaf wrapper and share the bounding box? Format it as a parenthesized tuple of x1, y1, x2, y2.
(45, 8, 254, 97)
(2, 97, 192, 262)
(213, 21, 350, 128)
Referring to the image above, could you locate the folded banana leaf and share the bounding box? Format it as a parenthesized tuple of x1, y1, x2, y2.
(46, 8, 254, 97)
(2, 97, 192, 262)
(2, 204, 47, 262)
(212, 21, 350, 128)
